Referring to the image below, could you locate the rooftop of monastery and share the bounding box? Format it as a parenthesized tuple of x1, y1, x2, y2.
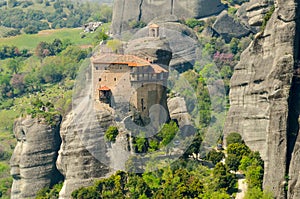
(91, 54, 168, 74)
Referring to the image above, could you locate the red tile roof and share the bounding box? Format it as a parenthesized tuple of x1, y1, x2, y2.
(92, 54, 168, 74)
(92, 54, 150, 67)
(98, 86, 110, 91)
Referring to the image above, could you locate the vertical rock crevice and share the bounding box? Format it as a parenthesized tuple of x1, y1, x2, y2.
(287, 2, 300, 198)
(138, 0, 143, 21)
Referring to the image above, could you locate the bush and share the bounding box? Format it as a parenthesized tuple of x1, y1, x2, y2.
(185, 18, 204, 29)
(261, 5, 275, 31)
(226, 132, 243, 145)
(129, 20, 146, 29)
(23, 25, 38, 34)
(225, 154, 240, 171)
(206, 149, 225, 165)
(105, 126, 119, 142)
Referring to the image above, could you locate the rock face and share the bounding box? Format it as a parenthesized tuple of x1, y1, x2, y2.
(237, 0, 274, 33)
(167, 96, 192, 127)
(128, 20, 199, 72)
(224, 0, 300, 198)
(125, 37, 172, 67)
(111, 0, 226, 35)
(10, 116, 63, 199)
(56, 110, 112, 199)
(212, 11, 251, 42)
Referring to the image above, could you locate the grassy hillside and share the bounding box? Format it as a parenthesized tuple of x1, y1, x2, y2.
(0, 28, 92, 50)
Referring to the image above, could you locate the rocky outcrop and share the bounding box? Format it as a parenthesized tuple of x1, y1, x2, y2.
(125, 37, 172, 67)
(56, 110, 112, 199)
(212, 11, 251, 42)
(111, 0, 226, 35)
(237, 0, 274, 33)
(10, 115, 63, 199)
(128, 19, 198, 72)
(224, 0, 299, 198)
(167, 96, 192, 127)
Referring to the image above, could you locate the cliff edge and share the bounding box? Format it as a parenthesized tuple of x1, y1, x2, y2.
(224, 0, 300, 198)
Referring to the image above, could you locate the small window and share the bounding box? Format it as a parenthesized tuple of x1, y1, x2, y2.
(114, 78, 117, 81)
(141, 83, 144, 87)
(99, 78, 101, 81)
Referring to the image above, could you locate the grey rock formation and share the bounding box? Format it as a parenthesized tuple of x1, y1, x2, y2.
(125, 37, 172, 67)
(224, 0, 299, 198)
(212, 11, 251, 42)
(167, 96, 192, 127)
(128, 20, 198, 72)
(10, 115, 63, 199)
(56, 110, 112, 199)
(111, 0, 226, 35)
(237, 0, 274, 33)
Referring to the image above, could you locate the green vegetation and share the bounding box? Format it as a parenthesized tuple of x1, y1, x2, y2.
(36, 182, 63, 199)
(206, 149, 225, 165)
(226, 132, 244, 145)
(0, 0, 112, 34)
(224, 133, 272, 198)
(105, 126, 119, 142)
(0, 28, 96, 50)
(261, 5, 275, 31)
(72, 160, 237, 199)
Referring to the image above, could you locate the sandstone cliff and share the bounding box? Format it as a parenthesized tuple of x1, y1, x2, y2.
(10, 116, 63, 199)
(224, 0, 299, 198)
(111, 0, 226, 35)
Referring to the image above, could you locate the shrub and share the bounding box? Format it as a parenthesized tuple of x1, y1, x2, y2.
(105, 126, 119, 142)
(206, 149, 225, 165)
(261, 5, 275, 31)
(226, 132, 243, 145)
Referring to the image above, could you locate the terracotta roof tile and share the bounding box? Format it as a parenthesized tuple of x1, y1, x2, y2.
(92, 54, 168, 73)
(98, 86, 110, 91)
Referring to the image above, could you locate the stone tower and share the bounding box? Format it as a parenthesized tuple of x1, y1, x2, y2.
(149, 24, 159, 37)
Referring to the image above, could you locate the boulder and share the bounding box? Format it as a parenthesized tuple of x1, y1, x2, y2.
(212, 11, 251, 42)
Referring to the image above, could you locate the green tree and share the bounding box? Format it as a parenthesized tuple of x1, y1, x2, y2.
(226, 132, 244, 145)
(6, 58, 21, 74)
(106, 39, 122, 53)
(206, 149, 225, 165)
(225, 154, 240, 171)
(213, 162, 237, 191)
(227, 142, 251, 160)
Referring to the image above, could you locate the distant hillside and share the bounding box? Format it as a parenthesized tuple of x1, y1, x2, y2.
(0, 0, 112, 37)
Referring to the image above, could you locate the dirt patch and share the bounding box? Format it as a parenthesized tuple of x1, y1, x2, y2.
(80, 44, 93, 49)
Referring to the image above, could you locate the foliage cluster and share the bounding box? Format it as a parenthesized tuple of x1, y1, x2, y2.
(0, 0, 112, 34)
(105, 126, 119, 142)
(72, 160, 236, 199)
(36, 182, 63, 199)
(224, 133, 272, 198)
(261, 5, 275, 31)
(0, 40, 89, 100)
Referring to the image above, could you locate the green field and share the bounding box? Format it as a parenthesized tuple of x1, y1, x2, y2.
(0, 28, 97, 50)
